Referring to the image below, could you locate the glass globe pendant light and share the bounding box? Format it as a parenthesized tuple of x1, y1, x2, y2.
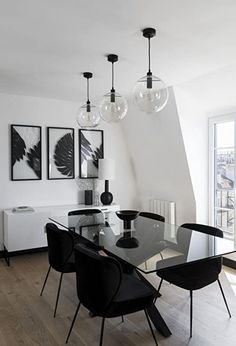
(76, 72, 100, 128)
(99, 54, 128, 123)
(134, 28, 168, 114)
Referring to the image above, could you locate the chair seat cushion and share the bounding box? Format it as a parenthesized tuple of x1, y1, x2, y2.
(105, 273, 154, 317)
(157, 258, 221, 291)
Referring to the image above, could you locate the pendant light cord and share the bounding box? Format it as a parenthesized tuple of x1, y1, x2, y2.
(111, 62, 115, 91)
(148, 37, 151, 74)
(87, 77, 90, 103)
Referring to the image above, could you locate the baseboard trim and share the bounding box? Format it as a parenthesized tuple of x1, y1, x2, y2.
(0, 247, 48, 259)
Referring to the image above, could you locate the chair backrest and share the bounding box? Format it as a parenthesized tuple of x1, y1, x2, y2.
(178, 223, 223, 270)
(68, 209, 102, 216)
(181, 223, 223, 238)
(139, 211, 165, 222)
(68, 209, 105, 232)
(46, 223, 74, 272)
(74, 243, 122, 316)
(177, 223, 223, 250)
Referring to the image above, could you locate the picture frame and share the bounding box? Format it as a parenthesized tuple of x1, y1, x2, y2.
(79, 129, 104, 178)
(11, 124, 42, 181)
(47, 127, 75, 180)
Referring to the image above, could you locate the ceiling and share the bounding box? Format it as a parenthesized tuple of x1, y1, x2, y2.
(1, 0, 236, 102)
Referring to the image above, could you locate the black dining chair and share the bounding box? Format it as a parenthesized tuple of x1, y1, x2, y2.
(139, 212, 166, 268)
(68, 208, 102, 216)
(68, 208, 105, 248)
(156, 223, 231, 337)
(66, 243, 158, 345)
(40, 223, 76, 317)
(68, 209, 104, 233)
(139, 212, 165, 223)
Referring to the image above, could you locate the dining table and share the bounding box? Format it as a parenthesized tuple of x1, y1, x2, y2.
(49, 211, 236, 337)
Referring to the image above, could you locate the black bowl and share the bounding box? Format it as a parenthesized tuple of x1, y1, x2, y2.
(116, 210, 139, 229)
(116, 210, 139, 221)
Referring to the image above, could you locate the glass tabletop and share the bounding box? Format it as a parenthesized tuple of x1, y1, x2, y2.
(49, 212, 236, 273)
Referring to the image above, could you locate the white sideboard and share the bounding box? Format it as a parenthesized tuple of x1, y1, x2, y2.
(3, 204, 120, 260)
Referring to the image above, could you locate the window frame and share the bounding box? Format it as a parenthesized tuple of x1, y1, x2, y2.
(209, 113, 236, 236)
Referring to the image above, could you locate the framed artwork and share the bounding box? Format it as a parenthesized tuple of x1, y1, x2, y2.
(11, 124, 42, 181)
(47, 127, 74, 180)
(79, 129, 104, 178)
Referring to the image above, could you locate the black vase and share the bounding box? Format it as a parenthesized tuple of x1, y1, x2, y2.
(85, 190, 93, 205)
(100, 180, 113, 205)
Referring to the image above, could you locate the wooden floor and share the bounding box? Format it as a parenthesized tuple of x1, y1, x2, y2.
(1, 253, 236, 346)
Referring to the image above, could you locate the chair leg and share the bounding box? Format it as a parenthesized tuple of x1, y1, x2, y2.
(217, 279, 232, 318)
(99, 317, 106, 346)
(154, 278, 163, 304)
(145, 261, 148, 270)
(40, 265, 51, 296)
(121, 315, 124, 323)
(54, 272, 63, 318)
(157, 278, 163, 295)
(160, 252, 164, 260)
(190, 290, 193, 338)
(144, 309, 158, 345)
(65, 302, 81, 344)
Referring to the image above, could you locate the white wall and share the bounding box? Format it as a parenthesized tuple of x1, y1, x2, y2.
(122, 87, 196, 225)
(174, 62, 236, 225)
(174, 87, 209, 223)
(0, 92, 137, 249)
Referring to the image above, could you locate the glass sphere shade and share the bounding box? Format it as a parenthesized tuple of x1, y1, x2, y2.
(134, 75, 168, 113)
(99, 92, 128, 123)
(76, 103, 100, 128)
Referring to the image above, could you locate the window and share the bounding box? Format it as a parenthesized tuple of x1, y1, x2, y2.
(209, 115, 235, 240)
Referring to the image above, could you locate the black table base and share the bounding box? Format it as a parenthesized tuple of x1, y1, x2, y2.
(134, 268, 171, 337)
(147, 303, 171, 337)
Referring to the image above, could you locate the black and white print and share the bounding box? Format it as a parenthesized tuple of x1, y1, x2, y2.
(47, 127, 74, 179)
(79, 129, 104, 178)
(11, 124, 42, 181)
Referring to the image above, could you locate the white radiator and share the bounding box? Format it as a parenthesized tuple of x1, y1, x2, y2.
(148, 199, 176, 225)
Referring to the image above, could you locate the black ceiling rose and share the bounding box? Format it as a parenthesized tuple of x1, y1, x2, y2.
(83, 72, 93, 79)
(142, 27, 156, 39)
(107, 54, 118, 63)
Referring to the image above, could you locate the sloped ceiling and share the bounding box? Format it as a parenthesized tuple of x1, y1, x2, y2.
(0, 0, 236, 101)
